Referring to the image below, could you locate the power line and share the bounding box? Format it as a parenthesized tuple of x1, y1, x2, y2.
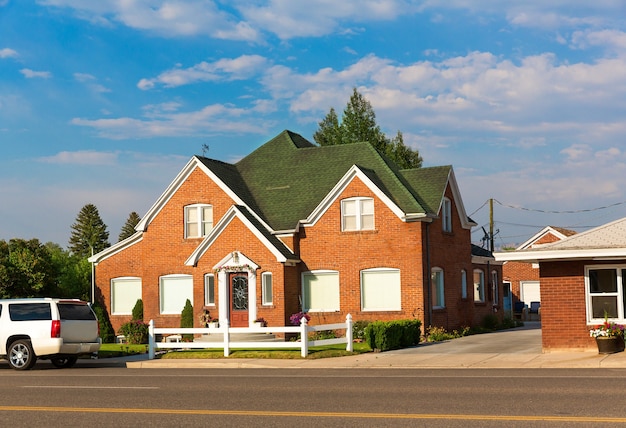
(492, 199, 626, 214)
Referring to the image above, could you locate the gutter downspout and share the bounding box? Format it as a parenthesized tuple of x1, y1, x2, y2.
(425, 222, 432, 330)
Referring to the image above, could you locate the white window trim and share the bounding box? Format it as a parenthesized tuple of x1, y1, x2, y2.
(442, 197, 452, 232)
(585, 264, 626, 324)
(341, 197, 375, 232)
(302, 270, 340, 313)
(204, 273, 215, 307)
(159, 274, 194, 314)
(474, 269, 485, 303)
(184, 204, 213, 239)
(431, 267, 445, 309)
(360, 268, 402, 312)
(110, 277, 142, 315)
(262, 272, 273, 306)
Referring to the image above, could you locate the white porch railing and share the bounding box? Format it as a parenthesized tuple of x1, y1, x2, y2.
(148, 313, 353, 359)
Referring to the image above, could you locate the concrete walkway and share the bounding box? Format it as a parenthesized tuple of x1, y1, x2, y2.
(123, 322, 626, 369)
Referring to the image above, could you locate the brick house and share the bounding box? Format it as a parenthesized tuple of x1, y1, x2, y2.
(89, 130, 503, 335)
(502, 226, 576, 317)
(495, 217, 626, 351)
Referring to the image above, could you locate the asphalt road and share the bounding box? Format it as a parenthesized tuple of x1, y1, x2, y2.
(2, 367, 626, 427)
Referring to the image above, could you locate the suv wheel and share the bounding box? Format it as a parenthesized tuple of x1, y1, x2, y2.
(50, 355, 78, 368)
(8, 339, 37, 370)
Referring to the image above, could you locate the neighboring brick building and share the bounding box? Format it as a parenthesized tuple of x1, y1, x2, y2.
(495, 217, 626, 351)
(90, 130, 502, 335)
(502, 226, 576, 316)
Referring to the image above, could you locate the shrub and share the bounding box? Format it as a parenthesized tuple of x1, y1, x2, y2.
(365, 319, 422, 351)
(180, 299, 194, 341)
(118, 320, 148, 344)
(92, 301, 115, 343)
(352, 320, 371, 341)
(481, 314, 499, 331)
(131, 299, 143, 321)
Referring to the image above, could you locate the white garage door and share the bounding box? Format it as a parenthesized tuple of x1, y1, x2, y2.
(520, 281, 541, 305)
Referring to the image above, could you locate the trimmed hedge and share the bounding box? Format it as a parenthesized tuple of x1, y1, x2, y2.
(365, 319, 422, 351)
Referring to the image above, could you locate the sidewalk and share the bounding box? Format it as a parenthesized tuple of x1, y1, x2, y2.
(123, 323, 626, 369)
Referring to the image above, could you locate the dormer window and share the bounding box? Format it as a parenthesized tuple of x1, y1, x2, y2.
(185, 204, 213, 238)
(341, 197, 374, 231)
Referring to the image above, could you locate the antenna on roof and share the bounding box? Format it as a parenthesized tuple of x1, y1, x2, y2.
(201, 144, 209, 157)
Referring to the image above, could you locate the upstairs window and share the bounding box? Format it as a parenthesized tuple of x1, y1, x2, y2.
(185, 204, 213, 238)
(341, 197, 374, 231)
(442, 197, 452, 232)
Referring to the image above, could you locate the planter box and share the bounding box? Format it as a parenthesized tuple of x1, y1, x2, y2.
(595, 336, 625, 354)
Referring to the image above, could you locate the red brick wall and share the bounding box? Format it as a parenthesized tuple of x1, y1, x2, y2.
(539, 260, 591, 350)
(502, 261, 540, 303)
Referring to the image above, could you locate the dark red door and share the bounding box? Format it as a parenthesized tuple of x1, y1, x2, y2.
(230, 273, 249, 327)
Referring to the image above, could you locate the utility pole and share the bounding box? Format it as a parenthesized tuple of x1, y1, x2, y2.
(489, 198, 494, 253)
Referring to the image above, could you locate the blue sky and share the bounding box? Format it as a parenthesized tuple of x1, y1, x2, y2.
(2, 0, 626, 248)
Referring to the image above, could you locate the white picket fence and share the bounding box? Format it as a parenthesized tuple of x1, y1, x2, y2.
(148, 313, 353, 358)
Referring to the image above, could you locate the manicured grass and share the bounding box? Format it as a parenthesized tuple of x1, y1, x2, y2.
(157, 342, 372, 360)
(97, 343, 149, 358)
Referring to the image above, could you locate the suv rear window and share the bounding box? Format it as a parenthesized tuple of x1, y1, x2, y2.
(9, 303, 52, 321)
(58, 303, 96, 321)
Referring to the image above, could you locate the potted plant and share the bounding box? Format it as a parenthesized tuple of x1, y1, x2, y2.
(590, 316, 625, 354)
(199, 309, 218, 328)
(254, 317, 267, 328)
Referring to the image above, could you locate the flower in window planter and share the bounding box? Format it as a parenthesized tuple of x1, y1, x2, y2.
(590, 320, 625, 338)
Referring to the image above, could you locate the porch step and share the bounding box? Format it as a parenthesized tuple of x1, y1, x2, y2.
(194, 332, 281, 343)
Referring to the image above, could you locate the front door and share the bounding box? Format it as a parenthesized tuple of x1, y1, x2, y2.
(230, 273, 249, 327)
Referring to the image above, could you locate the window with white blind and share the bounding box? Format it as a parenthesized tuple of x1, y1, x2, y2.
(160, 274, 193, 314)
(341, 197, 374, 231)
(302, 271, 340, 312)
(360, 268, 401, 311)
(111, 277, 142, 315)
(184, 204, 213, 238)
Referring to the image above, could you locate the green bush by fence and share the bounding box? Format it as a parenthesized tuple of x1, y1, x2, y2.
(365, 319, 422, 351)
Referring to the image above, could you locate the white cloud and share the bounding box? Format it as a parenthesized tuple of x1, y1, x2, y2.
(40, 0, 260, 41)
(138, 55, 268, 90)
(71, 103, 270, 139)
(37, 150, 119, 165)
(0, 48, 18, 58)
(20, 68, 52, 79)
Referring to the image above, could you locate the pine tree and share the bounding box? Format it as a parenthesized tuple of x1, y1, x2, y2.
(181, 299, 194, 341)
(119, 211, 141, 242)
(68, 204, 110, 258)
(314, 88, 423, 169)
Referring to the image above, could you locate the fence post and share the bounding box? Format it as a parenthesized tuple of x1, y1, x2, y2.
(346, 313, 353, 352)
(223, 319, 230, 357)
(300, 316, 308, 358)
(148, 319, 155, 359)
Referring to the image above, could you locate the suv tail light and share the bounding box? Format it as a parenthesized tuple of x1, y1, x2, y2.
(51, 320, 61, 338)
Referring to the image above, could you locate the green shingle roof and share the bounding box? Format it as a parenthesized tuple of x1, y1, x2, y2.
(200, 130, 450, 232)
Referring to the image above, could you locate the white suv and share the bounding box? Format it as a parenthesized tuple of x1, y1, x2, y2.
(0, 298, 101, 370)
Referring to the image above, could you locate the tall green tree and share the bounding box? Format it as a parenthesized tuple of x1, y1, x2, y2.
(68, 203, 110, 258)
(45, 242, 90, 300)
(118, 211, 141, 242)
(0, 239, 58, 298)
(314, 88, 423, 169)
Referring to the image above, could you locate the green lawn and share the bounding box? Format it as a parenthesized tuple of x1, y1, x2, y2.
(97, 342, 372, 359)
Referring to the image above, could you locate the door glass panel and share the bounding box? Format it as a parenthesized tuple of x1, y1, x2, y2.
(232, 276, 248, 311)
